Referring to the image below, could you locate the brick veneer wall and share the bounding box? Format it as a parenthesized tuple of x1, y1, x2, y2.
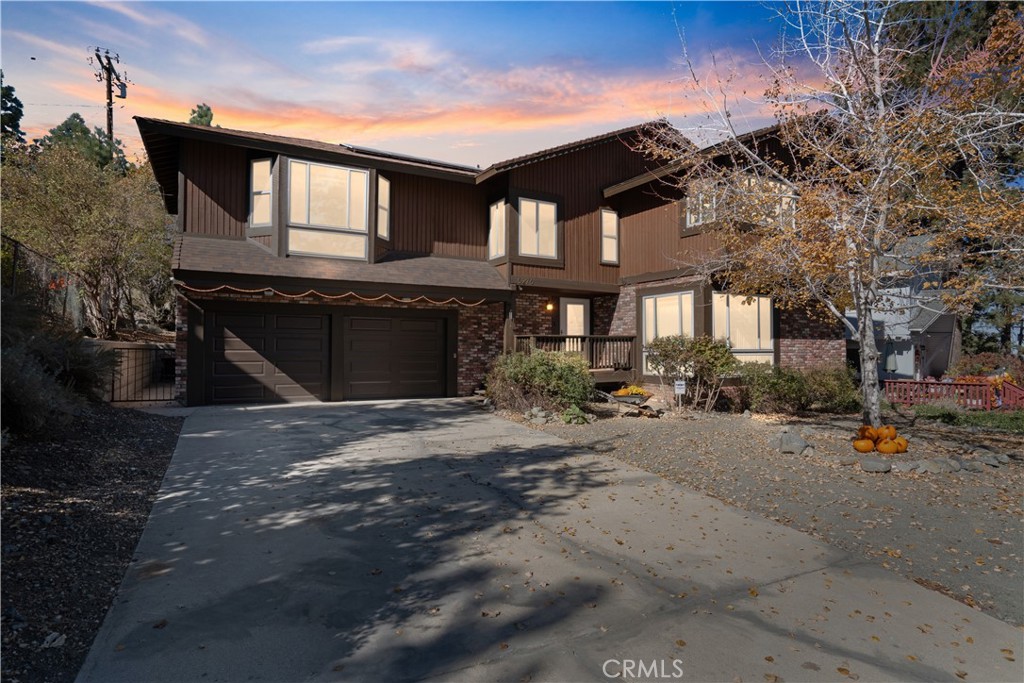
(591, 295, 617, 335)
(514, 292, 558, 335)
(610, 283, 637, 336)
(778, 307, 846, 370)
(174, 289, 504, 402)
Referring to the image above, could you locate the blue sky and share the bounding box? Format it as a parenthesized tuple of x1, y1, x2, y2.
(1, 1, 785, 165)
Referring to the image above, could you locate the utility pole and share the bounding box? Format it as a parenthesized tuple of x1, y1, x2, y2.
(88, 47, 128, 144)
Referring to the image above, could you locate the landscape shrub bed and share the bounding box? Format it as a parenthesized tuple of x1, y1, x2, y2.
(486, 350, 594, 412)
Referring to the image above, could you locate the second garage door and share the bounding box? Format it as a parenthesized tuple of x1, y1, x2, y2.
(342, 315, 447, 399)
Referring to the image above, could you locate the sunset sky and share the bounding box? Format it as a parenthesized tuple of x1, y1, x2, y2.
(2, 1, 786, 166)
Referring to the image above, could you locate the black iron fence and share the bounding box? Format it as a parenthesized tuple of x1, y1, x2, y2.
(109, 346, 176, 403)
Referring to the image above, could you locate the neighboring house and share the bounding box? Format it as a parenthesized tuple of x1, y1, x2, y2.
(136, 117, 845, 405)
(846, 286, 960, 382)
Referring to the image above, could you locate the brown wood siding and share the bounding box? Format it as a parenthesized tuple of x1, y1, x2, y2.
(387, 172, 487, 259)
(182, 139, 248, 238)
(618, 191, 719, 278)
(508, 136, 653, 286)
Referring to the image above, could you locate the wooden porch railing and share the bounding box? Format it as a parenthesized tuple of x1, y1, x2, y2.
(514, 335, 635, 371)
(884, 379, 994, 411)
(1002, 381, 1024, 410)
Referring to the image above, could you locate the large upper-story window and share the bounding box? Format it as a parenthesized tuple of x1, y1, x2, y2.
(713, 292, 774, 363)
(600, 209, 619, 265)
(518, 198, 557, 259)
(249, 159, 272, 229)
(642, 290, 695, 372)
(287, 159, 369, 260)
(488, 200, 506, 260)
(377, 176, 390, 240)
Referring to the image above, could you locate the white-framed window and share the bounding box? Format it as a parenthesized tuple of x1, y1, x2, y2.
(642, 291, 695, 372)
(685, 179, 717, 227)
(713, 292, 774, 363)
(377, 176, 390, 240)
(518, 197, 557, 259)
(488, 200, 506, 259)
(249, 159, 272, 228)
(600, 209, 619, 264)
(288, 159, 368, 232)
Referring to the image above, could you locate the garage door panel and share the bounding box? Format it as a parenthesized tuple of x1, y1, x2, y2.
(213, 360, 267, 376)
(349, 317, 392, 332)
(275, 315, 326, 331)
(217, 314, 266, 329)
(211, 383, 267, 401)
(216, 336, 266, 353)
(274, 336, 325, 353)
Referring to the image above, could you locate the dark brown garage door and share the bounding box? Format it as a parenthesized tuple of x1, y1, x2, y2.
(342, 315, 447, 399)
(208, 311, 330, 403)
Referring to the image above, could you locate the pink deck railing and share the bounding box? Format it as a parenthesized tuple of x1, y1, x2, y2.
(885, 379, 995, 410)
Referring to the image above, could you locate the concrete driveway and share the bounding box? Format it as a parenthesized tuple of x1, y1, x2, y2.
(77, 400, 1022, 683)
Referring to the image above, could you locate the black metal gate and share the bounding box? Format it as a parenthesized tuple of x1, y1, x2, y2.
(110, 347, 176, 403)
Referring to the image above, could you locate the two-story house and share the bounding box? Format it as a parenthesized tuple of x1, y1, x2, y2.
(137, 116, 845, 405)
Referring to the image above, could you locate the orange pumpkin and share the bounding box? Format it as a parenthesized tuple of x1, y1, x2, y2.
(893, 436, 909, 454)
(877, 425, 897, 441)
(857, 425, 878, 441)
(853, 438, 876, 453)
(876, 438, 898, 455)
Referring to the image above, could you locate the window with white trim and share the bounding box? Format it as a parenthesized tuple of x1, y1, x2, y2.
(287, 159, 369, 260)
(713, 292, 774, 364)
(488, 200, 505, 259)
(518, 198, 557, 259)
(249, 159, 272, 228)
(288, 159, 368, 232)
(377, 176, 390, 240)
(600, 209, 618, 264)
(642, 291, 695, 372)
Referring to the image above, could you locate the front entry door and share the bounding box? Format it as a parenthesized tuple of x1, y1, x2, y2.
(559, 298, 590, 354)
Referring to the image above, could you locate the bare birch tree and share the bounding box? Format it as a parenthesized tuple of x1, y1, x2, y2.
(639, 1, 1024, 426)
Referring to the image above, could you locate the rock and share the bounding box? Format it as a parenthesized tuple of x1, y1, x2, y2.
(530, 406, 544, 416)
(776, 430, 810, 454)
(929, 459, 955, 473)
(994, 453, 1010, 464)
(963, 461, 985, 473)
(801, 446, 815, 458)
(40, 632, 66, 649)
(742, 410, 752, 418)
(529, 417, 549, 426)
(584, 414, 597, 424)
(945, 458, 962, 472)
(917, 460, 941, 474)
(978, 455, 1001, 467)
(860, 457, 892, 473)
(971, 446, 993, 456)
(892, 461, 918, 473)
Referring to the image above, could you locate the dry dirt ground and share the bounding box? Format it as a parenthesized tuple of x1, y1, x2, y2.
(1, 404, 184, 683)
(514, 404, 1024, 628)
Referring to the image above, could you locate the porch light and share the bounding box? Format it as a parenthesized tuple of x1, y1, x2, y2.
(545, 301, 554, 312)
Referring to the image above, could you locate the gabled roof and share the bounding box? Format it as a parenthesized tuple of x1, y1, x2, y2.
(602, 122, 786, 198)
(475, 120, 667, 183)
(136, 117, 479, 212)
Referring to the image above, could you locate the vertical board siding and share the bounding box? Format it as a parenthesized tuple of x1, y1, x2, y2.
(618, 190, 719, 277)
(508, 136, 654, 286)
(183, 139, 248, 237)
(388, 172, 486, 259)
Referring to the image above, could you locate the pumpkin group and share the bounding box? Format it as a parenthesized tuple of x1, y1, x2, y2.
(852, 424, 908, 454)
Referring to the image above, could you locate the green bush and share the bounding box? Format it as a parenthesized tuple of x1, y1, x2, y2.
(645, 335, 738, 412)
(1, 290, 114, 435)
(805, 366, 862, 413)
(486, 350, 594, 412)
(739, 363, 810, 413)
